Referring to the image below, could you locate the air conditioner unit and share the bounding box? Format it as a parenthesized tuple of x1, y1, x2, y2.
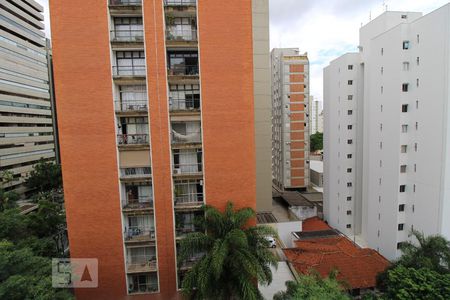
(173, 168, 181, 175)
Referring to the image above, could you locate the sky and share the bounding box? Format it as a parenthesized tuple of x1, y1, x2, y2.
(37, 0, 449, 103)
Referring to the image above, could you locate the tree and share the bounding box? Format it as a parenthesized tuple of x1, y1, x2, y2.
(381, 266, 450, 300)
(26, 159, 62, 193)
(178, 202, 278, 300)
(310, 132, 323, 152)
(0, 171, 19, 212)
(0, 241, 73, 300)
(273, 271, 350, 300)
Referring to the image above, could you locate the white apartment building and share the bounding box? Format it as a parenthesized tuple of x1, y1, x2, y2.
(272, 48, 310, 190)
(324, 5, 450, 260)
(309, 96, 323, 134)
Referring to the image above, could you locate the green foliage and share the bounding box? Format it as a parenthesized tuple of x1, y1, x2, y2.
(381, 266, 450, 300)
(310, 132, 323, 152)
(26, 159, 62, 193)
(0, 241, 72, 300)
(0, 171, 19, 212)
(273, 271, 350, 300)
(179, 201, 278, 300)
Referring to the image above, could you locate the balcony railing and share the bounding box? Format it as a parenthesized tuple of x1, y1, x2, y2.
(164, 0, 196, 6)
(110, 0, 142, 5)
(168, 65, 198, 76)
(111, 30, 144, 42)
(173, 163, 202, 175)
(121, 167, 151, 178)
(169, 99, 200, 111)
(166, 29, 197, 42)
(124, 226, 155, 241)
(126, 255, 157, 273)
(174, 193, 203, 206)
(128, 278, 158, 294)
(112, 65, 146, 77)
(123, 197, 153, 210)
(171, 131, 201, 144)
(117, 134, 149, 145)
(115, 100, 148, 112)
(175, 224, 198, 237)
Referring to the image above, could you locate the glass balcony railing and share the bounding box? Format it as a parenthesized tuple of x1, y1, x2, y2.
(110, 0, 142, 6)
(112, 65, 146, 77)
(111, 30, 144, 42)
(124, 226, 155, 242)
(115, 100, 148, 112)
(166, 29, 197, 42)
(164, 0, 196, 6)
(117, 134, 149, 145)
(126, 255, 157, 273)
(167, 65, 199, 76)
(169, 98, 200, 111)
(173, 163, 202, 175)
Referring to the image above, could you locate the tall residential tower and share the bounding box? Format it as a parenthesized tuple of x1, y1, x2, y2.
(50, 0, 269, 298)
(271, 48, 310, 191)
(0, 0, 56, 197)
(324, 6, 450, 260)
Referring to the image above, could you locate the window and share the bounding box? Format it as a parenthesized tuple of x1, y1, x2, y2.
(415, 122, 418, 130)
(347, 168, 352, 173)
(401, 14, 408, 19)
(347, 196, 352, 201)
(400, 165, 407, 173)
(347, 139, 353, 145)
(348, 95, 353, 100)
(346, 224, 352, 229)
(381, 66, 384, 74)
(348, 110, 353, 115)
(381, 48, 384, 55)
(379, 178, 382, 185)
(347, 210, 352, 215)
(378, 213, 381, 220)
(403, 41, 410, 49)
(348, 65, 353, 70)
(402, 125, 408, 133)
(414, 143, 418, 152)
(402, 104, 408, 112)
(379, 196, 381, 203)
(417, 34, 420, 43)
(381, 86, 384, 94)
(381, 105, 383, 112)
(414, 164, 417, 172)
(347, 154, 352, 159)
(412, 205, 415, 213)
(378, 230, 380, 237)
(403, 62, 410, 71)
(348, 80, 353, 85)
(398, 224, 404, 231)
(348, 125, 353, 130)
(416, 56, 420, 65)
(416, 78, 420, 87)
(401, 145, 407, 153)
(380, 123, 383, 131)
(380, 142, 383, 149)
(399, 204, 405, 212)
(416, 100, 419, 109)
(402, 83, 409, 92)
(399, 185, 406, 193)
(413, 184, 416, 193)
(397, 242, 404, 249)
(347, 182, 352, 187)
(380, 160, 382, 167)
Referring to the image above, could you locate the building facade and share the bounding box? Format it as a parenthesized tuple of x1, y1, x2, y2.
(50, 0, 266, 298)
(324, 6, 450, 260)
(271, 48, 310, 191)
(309, 96, 323, 134)
(0, 0, 56, 197)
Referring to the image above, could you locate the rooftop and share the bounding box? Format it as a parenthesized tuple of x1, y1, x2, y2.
(284, 218, 390, 290)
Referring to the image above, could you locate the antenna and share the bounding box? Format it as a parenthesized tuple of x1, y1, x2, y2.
(369, 10, 372, 21)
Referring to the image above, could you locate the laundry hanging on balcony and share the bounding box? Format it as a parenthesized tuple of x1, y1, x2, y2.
(171, 129, 200, 142)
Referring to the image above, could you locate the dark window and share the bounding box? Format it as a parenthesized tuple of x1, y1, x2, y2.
(402, 104, 408, 112)
(348, 110, 353, 115)
(348, 65, 353, 70)
(347, 139, 353, 145)
(348, 80, 353, 85)
(399, 185, 406, 193)
(346, 224, 352, 229)
(346, 210, 352, 215)
(347, 182, 352, 187)
(399, 204, 405, 212)
(347, 196, 352, 201)
(347, 154, 352, 159)
(403, 41, 410, 49)
(398, 223, 404, 231)
(347, 125, 352, 130)
(347, 168, 352, 173)
(402, 84, 409, 92)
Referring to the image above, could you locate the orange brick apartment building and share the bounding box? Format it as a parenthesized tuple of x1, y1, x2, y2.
(49, 0, 271, 298)
(271, 49, 310, 191)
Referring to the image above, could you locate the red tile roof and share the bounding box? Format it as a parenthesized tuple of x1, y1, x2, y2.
(302, 216, 332, 231)
(284, 236, 390, 289)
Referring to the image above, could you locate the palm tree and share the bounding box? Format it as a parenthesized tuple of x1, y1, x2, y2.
(178, 201, 278, 300)
(397, 230, 450, 273)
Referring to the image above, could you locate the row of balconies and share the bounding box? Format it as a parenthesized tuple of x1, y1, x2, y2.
(110, 0, 196, 6)
(110, 28, 197, 43)
(116, 132, 201, 146)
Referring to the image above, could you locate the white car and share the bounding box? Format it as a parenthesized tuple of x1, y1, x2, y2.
(265, 236, 276, 248)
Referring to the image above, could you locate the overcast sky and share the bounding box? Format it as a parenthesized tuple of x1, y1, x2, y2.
(38, 0, 449, 103)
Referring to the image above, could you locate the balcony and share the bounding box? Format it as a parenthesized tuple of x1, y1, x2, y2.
(112, 66, 146, 78)
(166, 28, 197, 42)
(174, 180, 203, 209)
(115, 100, 148, 114)
(128, 273, 158, 294)
(124, 226, 155, 243)
(110, 0, 141, 5)
(120, 167, 151, 179)
(173, 163, 202, 177)
(126, 255, 157, 273)
(110, 29, 144, 43)
(171, 122, 201, 146)
(167, 65, 198, 76)
(169, 98, 200, 113)
(122, 197, 153, 212)
(117, 134, 149, 146)
(164, 0, 196, 5)
(109, 0, 142, 16)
